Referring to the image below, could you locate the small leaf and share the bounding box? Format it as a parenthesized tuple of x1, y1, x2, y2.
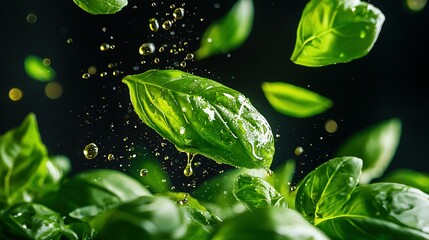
(336, 118, 402, 184)
(295, 157, 362, 223)
(123, 69, 274, 170)
(262, 82, 333, 118)
(195, 0, 254, 60)
(380, 169, 429, 194)
(233, 174, 286, 211)
(72, 0, 128, 15)
(24, 55, 56, 82)
(291, 0, 385, 67)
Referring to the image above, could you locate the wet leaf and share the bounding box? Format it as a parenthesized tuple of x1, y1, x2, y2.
(195, 0, 254, 60)
(123, 69, 274, 170)
(72, 0, 128, 15)
(262, 82, 332, 118)
(291, 0, 385, 67)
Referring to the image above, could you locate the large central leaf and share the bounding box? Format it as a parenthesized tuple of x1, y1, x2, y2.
(123, 69, 274, 170)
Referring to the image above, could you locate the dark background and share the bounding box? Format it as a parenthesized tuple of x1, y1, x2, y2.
(1, 0, 428, 190)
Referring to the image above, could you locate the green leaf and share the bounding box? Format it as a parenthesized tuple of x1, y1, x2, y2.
(195, 0, 254, 60)
(24, 55, 56, 82)
(42, 169, 151, 218)
(317, 183, 429, 240)
(336, 118, 402, 184)
(295, 157, 362, 223)
(262, 82, 333, 118)
(211, 208, 330, 240)
(233, 174, 286, 211)
(0, 202, 75, 240)
(290, 0, 385, 67)
(264, 159, 297, 208)
(91, 196, 188, 240)
(123, 69, 275, 170)
(380, 169, 429, 194)
(72, 0, 128, 15)
(0, 113, 49, 207)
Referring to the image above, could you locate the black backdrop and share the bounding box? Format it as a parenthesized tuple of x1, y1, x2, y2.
(1, 0, 428, 190)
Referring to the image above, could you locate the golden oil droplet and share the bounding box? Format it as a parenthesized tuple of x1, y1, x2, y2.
(173, 8, 185, 20)
(149, 18, 159, 32)
(294, 146, 304, 156)
(82, 73, 91, 79)
(139, 168, 148, 177)
(9, 88, 23, 101)
(83, 143, 98, 160)
(183, 153, 195, 177)
(100, 43, 110, 51)
(107, 153, 115, 161)
(139, 43, 155, 55)
(162, 20, 172, 30)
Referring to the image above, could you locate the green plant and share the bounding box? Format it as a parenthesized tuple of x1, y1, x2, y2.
(2, 0, 428, 239)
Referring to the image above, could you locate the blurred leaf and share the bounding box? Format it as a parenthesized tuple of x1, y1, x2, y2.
(195, 0, 254, 60)
(233, 174, 286, 211)
(24, 55, 55, 82)
(291, 0, 385, 67)
(211, 208, 330, 240)
(262, 82, 333, 118)
(127, 156, 171, 193)
(72, 0, 128, 15)
(336, 118, 402, 184)
(380, 169, 429, 194)
(91, 196, 188, 240)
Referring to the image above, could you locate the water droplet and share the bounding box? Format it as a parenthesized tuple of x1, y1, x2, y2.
(26, 13, 37, 23)
(154, 58, 160, 64)
(162, 20, 172, 30)
(112, 70, 120, 76)
(66, 38, 73, 44)
(139, 168, 148, 177)
(139, 43, 155, 55)
(82, 73, 90, 79)
(290, 186, 297, 191)
(83, 143, 98, 160)
(180, 61, 186, 68)
(185, 53, 194, 60)
(100, 72, 108, 77)
(9, 88, 23, 101)
(173, 8, 185, 20)
(179, 127, 186, 134)
(184, 153, 195, 177)
(294, 146, 304, 156)
(360, 30, 366, 38)
(176, 194, 188, 205)
(149, 18, 159, 32)
(107, 154, 115, 161)
(266, 169, 273, 176)
(100, 43, 110, 51)
(325, 119, 338, 133)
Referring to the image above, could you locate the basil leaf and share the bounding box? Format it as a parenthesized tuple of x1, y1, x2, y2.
(233, 174, 286, 211)
(42, 169, 151, 217)
(317, 183, 429, 240)
(0, 202, 75, 240)
(0, 113, 49, 207)
(291, 0, 385, 67)
(262, 82, 333, 118)
(123, 69, 275, 170)
(24, 55, 56, 82)
(381, 169, 429, 194)
(195, 0, 254, 60)
(264, 159, 297, 208)
(295, 157, 362, 223)
(72, 0, 128, 15)
(336, 118, 402, 184)
(211, 208, 330, 240)
(91, 196, 188, 240)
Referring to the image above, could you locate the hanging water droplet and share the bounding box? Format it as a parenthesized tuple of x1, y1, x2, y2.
(139, 168, 148, 177)
(83, 143, 98, 160)
(139, 43, 155, 55)
(183, 153, 195, 177)
(149, 18, 159, 32)
(173, 7, 185, 20)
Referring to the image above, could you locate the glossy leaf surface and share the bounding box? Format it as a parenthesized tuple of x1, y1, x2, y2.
(72, 0, 128, 15)
(262, 82, 332, 118)
(291, 0, 385, 67)
(123, 69, 274, 170)
(336, 118, 402, 184)
(195, 0, 254, 60)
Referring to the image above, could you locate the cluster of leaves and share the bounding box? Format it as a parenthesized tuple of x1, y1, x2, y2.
(5, 0, 425, 239)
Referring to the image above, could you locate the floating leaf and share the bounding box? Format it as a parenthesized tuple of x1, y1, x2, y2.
(290, 0, 385, 67)
(24, 55, 55, 82)
(123, 69, 274, 170)
(195, 0, 254, 60)
(336, 118, 402, 184)
(262, 82, 332, 118)
(72, 0, 128, 15)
